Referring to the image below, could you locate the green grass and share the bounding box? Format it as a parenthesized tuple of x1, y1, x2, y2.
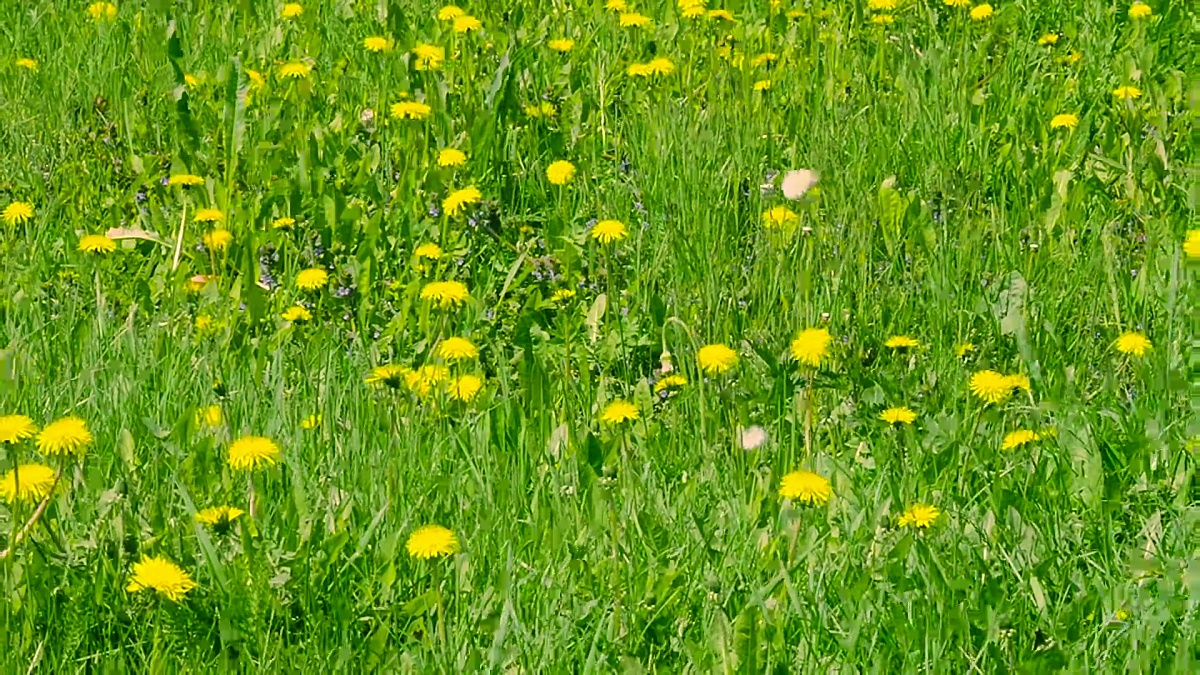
(0, 0, 1196, 670)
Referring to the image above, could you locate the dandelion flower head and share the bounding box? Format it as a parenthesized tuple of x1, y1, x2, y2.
(196, 505, 245, 526)
(697, 343, 738, 374)
(3, 202, 34, 225)
(762, 205, 798, 228)
(296, 268, 329, 291)
(590, 219, 628, 244)
(790, 328, 832, 367)
(1113, 331, 1151, 357)
(79, 234, 117, 253)
(779, 470, 831, 505)
(448, 374, 483, 402)
(546, 160, 576, 185)
(227, 435, 281, 470)
(37, 416, 92, 456)
(407, 524, 459, 559)
(443, 187, 482, 216)
(880, 407, 916, 425)
(1050, 113, 1079, 129)
(0, 414, 37, 444)
(203, 228, 233, 252)
(126, 557, 197, 601)
(601, 400, 640, 424)
(364, 36, 393, 52)
(1001, 429, 1041, 450)
(969, 4, 993, 20)
(437, 336, 479, 361)
(421, 280, 470, 308)
(437, 148, 467, 167)
(1, 464, 57, 503)
(884, 335, 919, 349)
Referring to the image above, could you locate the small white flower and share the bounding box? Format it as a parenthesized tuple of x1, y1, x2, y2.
(739, 425, 767, 450)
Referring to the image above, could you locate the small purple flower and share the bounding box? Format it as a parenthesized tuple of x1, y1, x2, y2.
(429, 203, 441, 218)
(135, 191, 147, 203)
(335, 286, 353, 298)
(160, 176, 170, 186)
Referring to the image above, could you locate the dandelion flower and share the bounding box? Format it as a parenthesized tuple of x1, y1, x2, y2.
(421, 280, 470, 308)
(681, 4, 705, 19)
(601, 400, 640, 424)
(437, 336, 479, 361)
(753, 79, 772, 91)
(606, 0, 628, 11)
(37, 417, 92, 457)
(196, 505, 245, 527)
(524, 102, 557, 118)
(363, 36, 393, 52)
(1184, 230, 1200, 259)
(1050, 113, 1079, 129)
(390, 100, 431, 119)
(453, 15, 482, 33)
(437, 5, 464, 20)
(548, 39, 575, 52)
(1113, 331, 1151, 357)
(126, 557, 196, 601)
(415, 243, 443, 259)
(87, 2, 118, 21)
(247, 69, 266, 89)
(550, 288, 577, 303)
(407, 524, 458, 559)
(281, 305, 312, 322)
(194, 314, 217, 334)
(296, 268, 329, 291)
(412, 44, 445, 70)
(1112, 85, 1141, 100)
(1038, 33, 1059, 46)
(546, 160, 576, 185)
(300, 414, 321, 430)
(969, 370, 1012, 404)
(168, 174, 204, 186)
(653, 374, 687, 394)
(15, 58, 38, 70)
(437, 148, 467, 167)
(195, 405, 222, 427)
(944, 0, 971, 6)
(194, 208, 225, 223)
(868, 0, 897, 9)
(619, 13, 652, 28)
(203, 228, 233, 252)
(1004, 373, 1031, 393)
(762, 205, 798, 228)
(778, 470, 831, 505)
(646, 58, 675, 75)
(0, 415, 37, 444)
(448, 374, 483, 402)
(790, 328, 832, 367)
(366, 364, 410, 388)
(1, 464, 57, 503)
(227, 435, 281, 471)
(590, 219, 628, 244)
(3, 202, 34, 225)
(880, 407, 917, 425)
(955, 342, 976, 358)
(277, 62, 312, 79)
(281, 3, 303, 18)
(898, 503, 940, 528)
(707, 8, 734, 20)
(443, 186, 482, 216)
(697, 344, 738, 374)
(1001, 429, 1040, 450)
(272, 217, 295, 229)
(885, 335, 919, 349)
(1128, 2, 1152, 19)
(969, 4, 993, 20)
(79, 234, 117, 253)
(406, 365, 450, 397)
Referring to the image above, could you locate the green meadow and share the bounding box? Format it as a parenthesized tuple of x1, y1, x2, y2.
(0, 0, 1196, 671)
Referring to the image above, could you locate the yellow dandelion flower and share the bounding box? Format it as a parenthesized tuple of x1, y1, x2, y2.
(415, 243, 443, 259)
(228, 435, 281, 471)
(868, 0, 897, 9)
(1113, 331, 1151, 357)
(406, 364, 451, 397)
(247, 69, 266, 89)
(881, 407, 917, 425)
(281, 3, 303, 19)
(969, 4, 993, 20)
(437, 148, 467, 167)
(753, 79, 772, 91)
(3, 201, 34, 225)
(203, 228, 233, 252)
(955, 342, 976, 358)
(300, 414, 321, 430)
(194, 314, 218, 334)
(546, 160, 576, 185)
(390, 100, 431, 119)
(944, 0, 971, 6)
(606, 0, 628, 11)
(885, 335, 919, 349)
(126, 557, 196, 601)
(37, 417, 92, 457)
(1, 464, 57, 504)
(412, 44, 445, 70)
(363, 36, 393, 52)
(1001, 429, 1040, 450)
(749, 52, 777, 67)
(295, 268, 329, 291)
(1038, 33, 1059, 46)
(195, 405, 222, 428)
(762, 205, 798, 228)
(421, 280, 470, 308)
(1050, 113, 1079, 129)
(681, 6, 706, 20)
(366, 364, 410, 388)
(437, 5, 464, 21)
(653, 374, 687, 394)
(16, 58, 38, 71)
(1184, 230, 1200, 259)
(646, 58, 675, 75)
(453, 15, 482, 33)
(79, 234, 117, 253)
(0, 414, 37, 444)
(195, 505, 245, 526)
(778, 470, 831, 505)
(707, 9, 734, 21)
(448, 374, 483, 402)
(168, 174, 204, 187)
(277, 62, 312, 79)
(443, 186, 482, 216)
(619, 13, 652, 28)
(407, 524, 458, 559)
(790, 328, 832, 367)
(194, 208, 224, 223)
(1128, 2, 1152, 19)
(697, 344, 738, 374)
(548, 38, 575, 52)
(281, 305, 312, 322)
(272, 216, 296, 229)
(87, 2, 118, 22)
(1112, 85, 1141, 100)
(871, 14, 895, 24)
(590, 219, 628, 244)
(524, 101, 557, 118)
(969, 370, 1012, 404)
(898, 503, 940, 528)
(437, 336, 479, 361)
(601, 400, 640, 424)
(550, 288, 577, 303)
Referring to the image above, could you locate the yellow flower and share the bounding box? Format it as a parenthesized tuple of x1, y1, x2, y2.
(281, 3, 303, 19)
(653, 374, 687, 394)
(898, 503, 940, 528)
(406, 365, 450, 397)
(1061, 50, 1083, 65)
(871, 14, 895, 25)
(421, 280, 470, 308)
(1184, 230, 1200, 259)
(944, 0, 971, 6)
(0, 414, 37, 444)
(1128, 2, 1152, 19)
(955, 342, 976, 357)
(3, 201, 34, 225)
(415, 243, 443, 259)
(168, 174, 204, 186)
(196, 505, 245, 526)
(363, 36, 393, 52)
(1112, 85, 1141, 100)
(790, 328, 832, 367)
(186, 274, 215, 292)
(87, 2, 118, 21)
(1, 464, 57, 503)
(697, 344, 738, 374)
(37, 417, 93, 457)
(1113, 331, 1151, 357)
(195, 405, 222, 428)
(437, 336, 479, 361)
(443, 186, 482, 216)
(277, 62, 312, 79)
(366, 364, 410, 388)
(407, 524, 458, 559)
(126, 557, 196, 601)
(546, 160, 576, 185)
(203, 228, 233, 252)
(272, 216, 296, 229)
(969, 4, 993, 20)
(969, 370, 1012, 404)
(247, 69, 266, 89)
(296, 267, 329, 291)
(548, 39, 575, 52)
(194, 208, 225, 223)
(880, 407, 917, 425)
(524, 102, 557, 118)
(453, 15, 482, 33)
(749, 52, 777, 67)
(1038, 33, 1059, 46)
(448, 374, 483, 402)
(601, 400, 640, 424)
(300, 414, 321, 430)
(228, 435, 281, 470)
(762, 205, 798, 228)
(707, 9, 734, 21)
(681, 5, 706, 19)
(281, 305, 312, 322)
(590, 219, 628, 244)
(868, 0, 897, 9)
(606, 0, 628, 11)
(884, 335, 919, 349)
(437, 148, 467, 167)
(194, 314, 218, 334)
(15, 58, 38, 71)
(551, 288, 577, 303)
(1001, 429, 1040, 450)
(1005, 373, 1031, 393)
(1050, 113, 1078, 129)
(778, 470, 831, 505)
(437, 5, 464, 21)
(390, 100, 431, 119)
(619, 13, 652, 28)
(753, 79, 772, 91)
(628, 58, 675, 77)
(79, 234, 117, 253)
(412, 44, 445, 70)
